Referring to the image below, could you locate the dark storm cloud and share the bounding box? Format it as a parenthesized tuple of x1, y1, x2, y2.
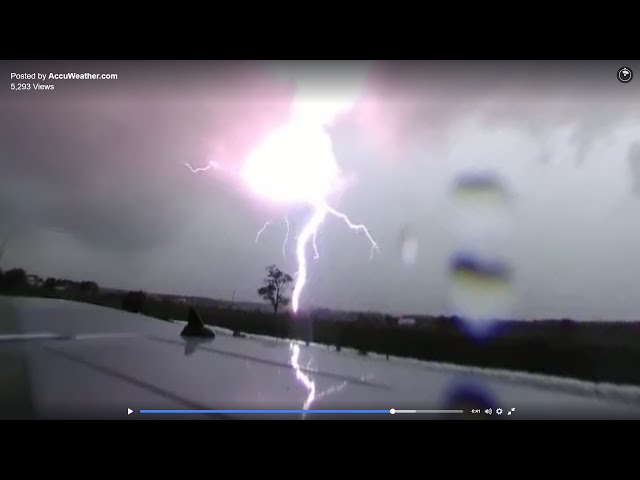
(352, 61, 640, 164)
(0, 64, 293, 252)
(2, 60, 640, 319)
(1, 103, 184, 251)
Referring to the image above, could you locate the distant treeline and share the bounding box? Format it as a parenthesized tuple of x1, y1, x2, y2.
(0, 268, 99, 294)
(2, 266, 640, 386)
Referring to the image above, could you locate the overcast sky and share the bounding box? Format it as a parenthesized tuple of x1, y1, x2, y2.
(1, 60, 639, 320)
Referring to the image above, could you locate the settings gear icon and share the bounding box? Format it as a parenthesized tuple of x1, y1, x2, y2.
(496, 408, 503, 415)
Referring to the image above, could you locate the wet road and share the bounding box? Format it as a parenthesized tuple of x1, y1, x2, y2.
(2, 296, 640, 420)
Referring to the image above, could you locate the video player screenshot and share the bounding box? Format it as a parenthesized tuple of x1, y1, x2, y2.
(1, 59, 639, 420)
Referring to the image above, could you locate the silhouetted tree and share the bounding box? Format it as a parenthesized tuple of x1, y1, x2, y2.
(257, 264, 293, 314)
(44, 277, 57, 290)
(122, 290, 147, 313)
(385, 314, 397, 327)
(79, 281, 99, 295)
(4, 268, 27, 289)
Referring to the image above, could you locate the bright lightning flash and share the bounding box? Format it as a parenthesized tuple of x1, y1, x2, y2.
(187, 64, 379, 315)
(289, 341, 348, 415)
(290, 343, 316, 413)
(292, 205, 328, 312)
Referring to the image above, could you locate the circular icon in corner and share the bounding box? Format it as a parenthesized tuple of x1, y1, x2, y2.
(618, 67, 633, 84)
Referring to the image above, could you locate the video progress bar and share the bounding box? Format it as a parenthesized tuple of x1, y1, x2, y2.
(138, 409, 464, 415)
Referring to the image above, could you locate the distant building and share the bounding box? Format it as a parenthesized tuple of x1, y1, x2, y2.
(398, 316, 416, 327)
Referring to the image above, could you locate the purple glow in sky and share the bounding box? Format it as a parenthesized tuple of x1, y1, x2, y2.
(3, 60, 640, 321)
(187, 63, 379, 313)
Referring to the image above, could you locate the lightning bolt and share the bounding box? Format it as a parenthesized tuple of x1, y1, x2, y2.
(186, 63, 379, 315)
(184, 161, 217, 173)
(255, 221, 272, 244)
(290, 343, 316, 415)
(289, 342, 348, 417)
(255, 218, 290, 258)
(315, 380, 348, 403)
(326, 206, 380, 261)
(292, 205, 328, 313)
(187, 170, 380, 314)
(282, 216, 290, 257)
(312, 230, 319, 259)
(291, 203, 379, 312)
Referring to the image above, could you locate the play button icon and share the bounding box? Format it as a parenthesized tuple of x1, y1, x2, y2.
(127, 408, 133, 415)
